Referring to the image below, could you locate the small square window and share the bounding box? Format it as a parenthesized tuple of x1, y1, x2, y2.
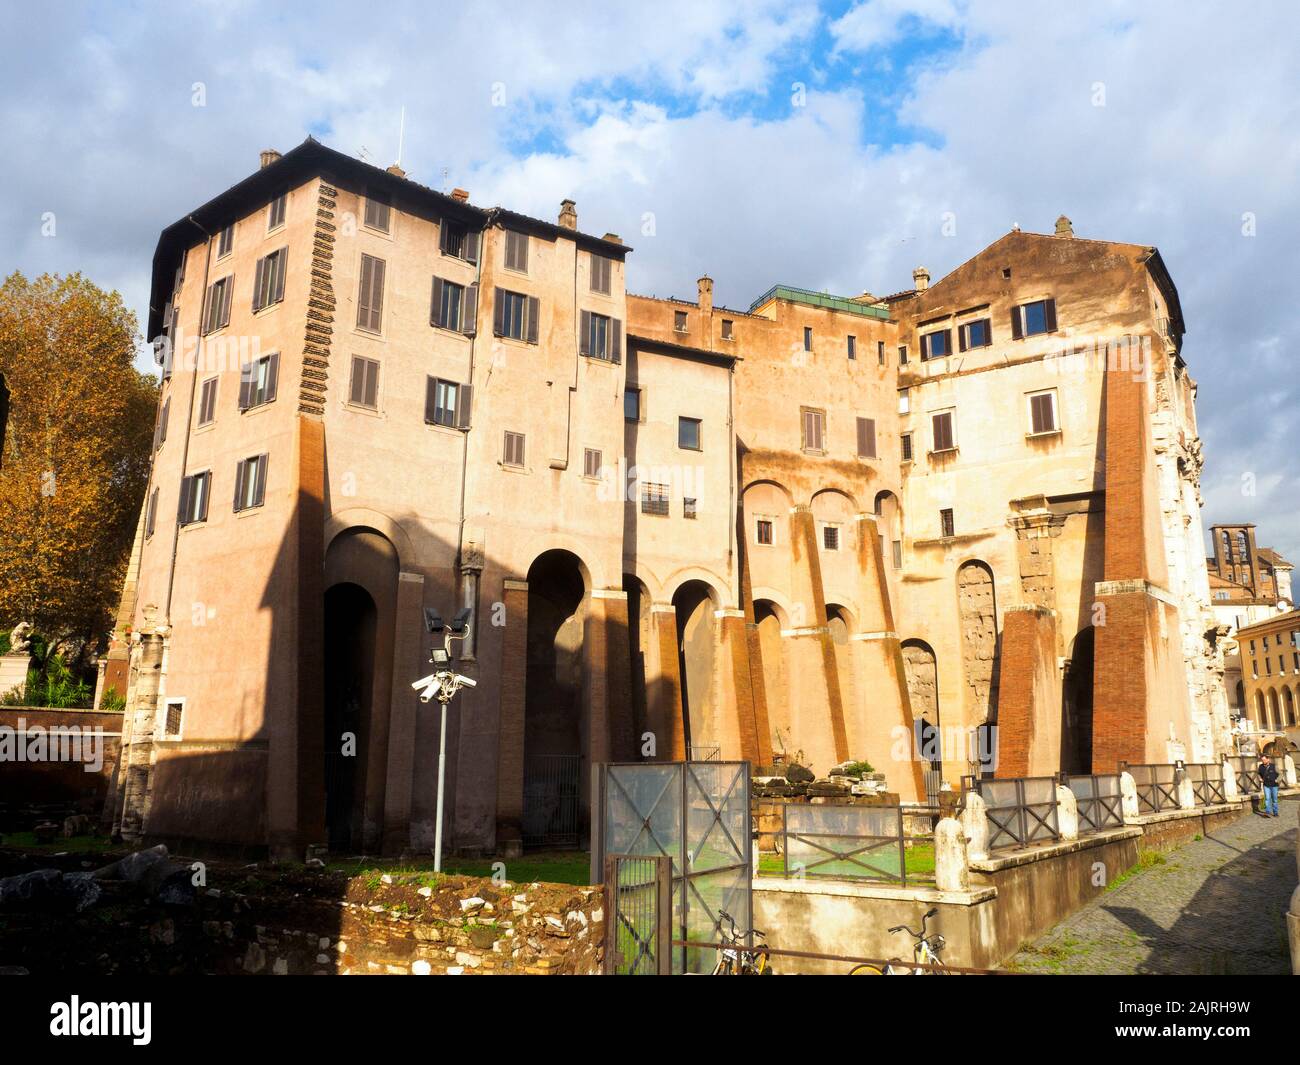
(164, 699, 184, 738)
(624, 388, 641, 422)
(584, 448, 602, 479)
(721, 319, 734, 341)
(504, 230, 529, 273)
(641, 483, 670, 516)
(503, 430, 526, 467)
(364, 192, 391, 233)
(803, 326, 813, 351)
(684, 497, 698, 520)
(1013, 298, 1056, 338)
(921, 329, 951, 360)
(1028, 390, 1058, 435)
(932, 411, 956, 452)
(674, 310, 688, 332)
(823, 526, 840, 551)
(267, 192, 287, 231)
(847, 335, 857, 360)
(901, 432, 913, 462)
(940, 508, 955, 538)
(756, 519, 774, 546)
(898, 345, 909, 366)
(961, 318, 992, 349)
(678, 416, 702, 451)
(348, 355, 380, 409)
(898, 389, 910, 415)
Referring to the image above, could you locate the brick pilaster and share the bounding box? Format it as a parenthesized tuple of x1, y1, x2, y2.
(495, 580, 529, 845)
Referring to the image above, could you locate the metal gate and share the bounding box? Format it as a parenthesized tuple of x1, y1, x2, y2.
(603, 855, 672, 974)
(522, 754, 581, 847)
(593, 761, 752, 975)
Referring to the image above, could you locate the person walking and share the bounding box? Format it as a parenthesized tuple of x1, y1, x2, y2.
(1257, 753, 1281, 817)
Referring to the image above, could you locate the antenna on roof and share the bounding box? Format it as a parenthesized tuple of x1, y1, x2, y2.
(358, 145, 373, 163)
(396, 105, 406, 167)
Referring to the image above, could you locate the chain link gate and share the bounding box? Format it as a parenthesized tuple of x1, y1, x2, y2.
(602, 855, 672, 974)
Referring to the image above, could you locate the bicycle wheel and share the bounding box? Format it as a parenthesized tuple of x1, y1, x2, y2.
(848, 963, 886, 975)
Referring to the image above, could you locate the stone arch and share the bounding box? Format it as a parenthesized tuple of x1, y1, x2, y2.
(901, 638, 940, 797)
(826, 602, 859, 758)
(672, 579, 720, 754)
(1257, 689, 1268, 727)
(623, 573, 654, 750)
(325, 507, 415, 570)
(1284, 685, 1297, 727)
(874, 490, 902, 570)
(753, 598, 791, 758)
(956, 560, 1000, 726)
(1268, 688, 1281, 730)
(811, 484, 861, 513)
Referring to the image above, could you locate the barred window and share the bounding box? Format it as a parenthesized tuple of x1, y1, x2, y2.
(641, 482, 670, 516)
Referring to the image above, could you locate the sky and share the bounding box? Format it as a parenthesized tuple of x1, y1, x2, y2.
(2, 0, 1297, 561)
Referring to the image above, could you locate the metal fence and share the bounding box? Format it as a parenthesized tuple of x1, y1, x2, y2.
(1226, 755, 1261, 796)
(522, 754, 582, 847)
(966, 776, 1060, 851)
(1122, 762, 1179, 814)
(603, 855, 672, 975)
(781, 803, 908, 884)
(593, 761, 752, 975)
(1183, 762, 1226, 806)
(1062, 773, 1124, 835)
(688, 744, 721, 762)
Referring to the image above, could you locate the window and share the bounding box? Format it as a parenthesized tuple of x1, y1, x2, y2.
(164, 699, 184, 739)
(580, 310, 622, 361)
(356, 254, 386, 332)
(678, 416, 702, 451)
(494, 288, 539, 343)
(940, 508, 955, 538)
(756, 518, 774, 546)
(803, 327, 813, 351)
(503, 430, 526, 467)
(641, 482, 670, 516)
(674, 310, 688, 332)
(154, 397, 170, 450)
(144, 488, 159, 538)
(590, 253, 612, 295)
(932, 410, 956, 452)
(425, 377, 471, 429)
(239, 353, 279, 410)
(440, 220, 480, 263)
(901, 432, 913, 462)
(233, 454, 268, 512)
(1028, 390, 1059, 435)
(721, 319, 734, 341)
(1011, 298, 1057, 339)
(202, 276, 233, 334)
(252, 247, 287, 312)
(823, 525, 840, 551)
(364, 192, 391, 233)
(847, 335, 857, 360)
(177, 471, 211, 526)
(267, 192, 287, 231)
(898, 345, 908, 366)
(217, 224, 234, 258)
(856, 417, 877, 459)
(584, 448, 602, 479)
(504, 230, 529, 273)
(683, 497, 698, 520)
(892, 540, 902, 568)
(197, 377, 218, 426)
(898, 388, 910, 415)
(960, 318, 992, 350)
(1001, 267, 1012, 280)
(348, 355, 380, 409)
(431, 277, 478, 334)
(624, 387, 642, 422)
(801, 408, 825, 453)
(920, 328, 951, 360)
(877, 340, 885, 365)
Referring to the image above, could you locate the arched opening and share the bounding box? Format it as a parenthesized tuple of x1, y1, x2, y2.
(672, 580, 718, 756)
(623, 574, 653, 752)
(1268, 689, 1281, 731)
(753, 599, 790, 760)
(874, 491, 902, 570)
(826, 604, 858, 757)
(1256, 690, 1267, 728)
(956, 561, 999, 728)
(902, 639, 941, 801)
(1285, 687, 1296, 727)
(524, 549, 589, 848)
(1235, 680, 1245, 711)
(324, 582, 377, 853)
(1062, 627, 1096, 775)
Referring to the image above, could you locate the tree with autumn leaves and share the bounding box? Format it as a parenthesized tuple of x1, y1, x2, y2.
(0, 272, 158, 667)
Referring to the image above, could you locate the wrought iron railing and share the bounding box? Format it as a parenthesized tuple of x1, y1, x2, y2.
(1182, 762, 1226, 806)
(1121, 762, 1179, 814)
(965, 776, 1060, 851)
(1061, 773, 1124, 835)
(1226, 755, 1261, 795)
(780, 803, 908, 884)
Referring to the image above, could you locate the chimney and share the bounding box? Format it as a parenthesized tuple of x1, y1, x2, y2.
(558, 199, 577, 230)
(1055, 214, 1074, 238)
(259, 149, 281, 169)
(698, 276, 714, 316)
(450, 188, 469, 202)
(603, 233, 622, 245)
(912, 266, 930, 292)
(386, 163, 406, 179)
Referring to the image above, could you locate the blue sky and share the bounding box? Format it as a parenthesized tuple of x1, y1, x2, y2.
(2, 0, 1298, 560)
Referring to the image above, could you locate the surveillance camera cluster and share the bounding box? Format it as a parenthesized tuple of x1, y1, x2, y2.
(411, 607, 476, 704)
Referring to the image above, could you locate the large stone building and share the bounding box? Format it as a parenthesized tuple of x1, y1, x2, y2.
(105, 140, 1228, 858)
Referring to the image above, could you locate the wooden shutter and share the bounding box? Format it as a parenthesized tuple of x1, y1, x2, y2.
(579, 310, 591, 355)
(611, 318, 622, 364)
(1010, 305, 1023, 340)
(461, 284, 477, 336)
(145, 489, 158, 537)
(456, 384, 473, 429)
(358, 255, 384, 331)
(958, 323, 968, 352)
(431, 277, 445, 327)
(219, 277, 233, 329)
(234, 459, 247, 510)
(465, 230, 480, 265)
(1044, 298, 1057, 332)
(197, 472, 210, 521)
(252, 257, 266, 311)
(933, 412, 953, 451)
(264, 353, 279, 404)
(493, 288, 506, 336)
(439, 223, 455, 256)
(254, 455, 268, 507)
(1031, 393, 1054, 433)
(364, 359, 379, 407)
(177, 476, 191, 522)
(424, 377, 437, 423)
(349, 357, 365, 404)
(273, 248, 286, 303)
(158, 398, 170, 446)
(368, 258, 385, 331)
(526, 296, 539, 343)
(857, 417, 876, 458)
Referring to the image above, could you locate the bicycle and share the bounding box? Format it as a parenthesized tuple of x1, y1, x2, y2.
(711, 909, 774, 975)
(849, 907, 948, 974)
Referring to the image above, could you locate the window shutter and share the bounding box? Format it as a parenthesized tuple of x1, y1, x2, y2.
(461, 284, 477, 336)
(197, 473, 210, 522)
(958, 324, 968, 353)
(857, 417, 876, 458)
(465, 229, 480, 265)
(265, 353, 279, 404)
(611, 318, 622, 364)
(177, 477, 191, 522)
(219, 277, 233, 329)
(253, 257, 266, 311)
(349, 357, 365, 405)
(273, 249, 287, 303)
(234, 460, 246, 511)
(424, 377, 437, 424)
(457, 384, 473, 430)
(1044, 298, 1057, 332)
(1010, 305, 1023, 340)
(944, 329, 953, 357)
(431, 277, 445, 327)
(370, 258, 385, 331)
(357, 257, 373, 329)
(365, 359, 379, 407)
(159, 398, 170, 445)
(526, 296, 539, 343)
(493, 288, 506, 336)
(579, 310, 591, 355)
(255, 455, 268, 507)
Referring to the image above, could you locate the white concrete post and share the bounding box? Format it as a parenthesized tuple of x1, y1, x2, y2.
(1055, 784, 1079, 840)
(1222, 758, 1239, 801)
(1288, 885, 1300, 976)
(960, 791, 990, 862)
(1284, 754, 1298, 788)
(1120, 771, 1140, 823)
(1176, 770, 1196, 810)
(934, 817, 970, 892)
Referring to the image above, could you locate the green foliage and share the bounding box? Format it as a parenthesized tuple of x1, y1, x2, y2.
(5, 652, 92, 708)
(838, 760, 876, 777)
(99, 686, 126, 713)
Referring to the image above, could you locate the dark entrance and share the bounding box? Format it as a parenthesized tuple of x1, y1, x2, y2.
(1062, 627, 1095, 775)
(323, 582, 376, 852)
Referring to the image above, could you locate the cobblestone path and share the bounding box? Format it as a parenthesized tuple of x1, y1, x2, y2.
(1009, 799, 1297, 974)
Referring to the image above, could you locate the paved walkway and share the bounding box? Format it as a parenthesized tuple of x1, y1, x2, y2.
(1009, 799, 1297, 974)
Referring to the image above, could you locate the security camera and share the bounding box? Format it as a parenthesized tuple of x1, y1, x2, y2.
(411, 673, 441, 703)
(424, 608, 444, 634)
(451, 607, 472, 635)
(452, 673, 476, 689)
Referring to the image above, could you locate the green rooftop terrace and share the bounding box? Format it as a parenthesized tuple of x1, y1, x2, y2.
(748, 284, 892, 320)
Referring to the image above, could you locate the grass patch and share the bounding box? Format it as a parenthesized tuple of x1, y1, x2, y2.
(325, 850, 593, 887)
(1103, 848, 1167, 893)
(1, 832, 117, 854)
(758, 840, 936, 880)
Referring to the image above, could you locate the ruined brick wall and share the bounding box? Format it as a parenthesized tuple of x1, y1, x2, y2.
(957, 562, 999, 724)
